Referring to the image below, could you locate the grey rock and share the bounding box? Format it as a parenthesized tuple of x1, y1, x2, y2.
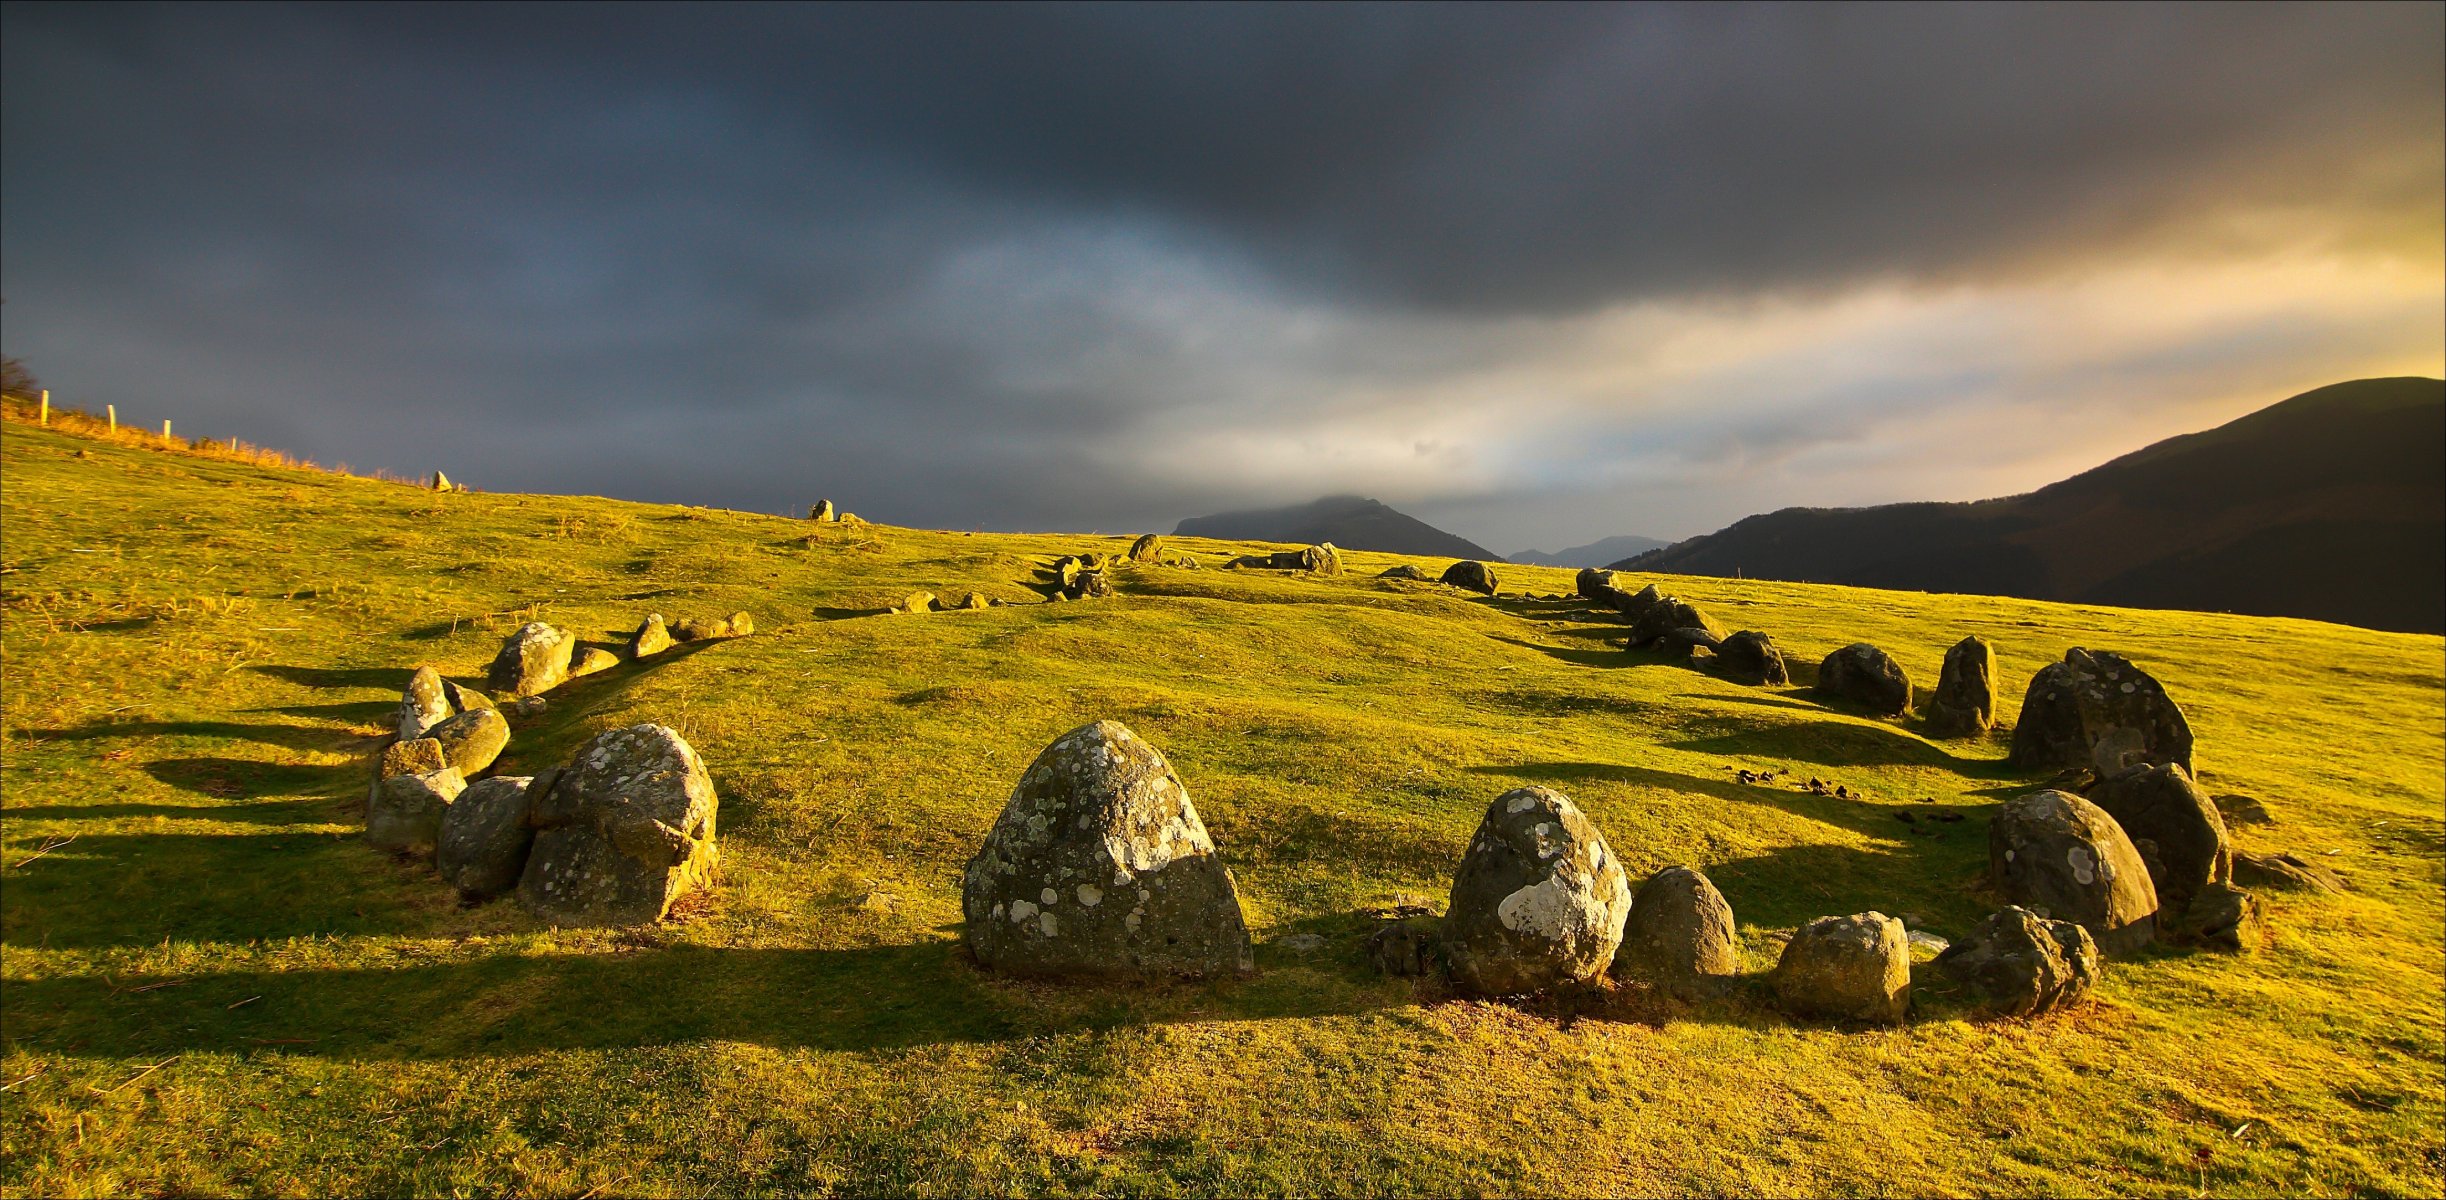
(1367, 916, 1441, 977)
(487, 622, 576, 697)
(2171, 881, 2264, 952)
(1926, 636, 1998, 737)
(398, 666, 453, 743)
(630, 614, 675, 658)
(569, 646, 620, 679)
(2232, 850, 2344, 894)
(1628, 596, 1726, 648)
(962, 721, 1253, 979)
(1990, 789, 2158, 955)
(367, 767, 466, 854)
(505, 695, 549, 723)
(1440, 560, 1500, 595)
(1611, 866, 1738, 1000)
(378, 737, 448, 780)
(424, 707, 510, 778)
(1817, 643, 1913, 716)
(517, 724, 720, 927)
(1070, 571, 1115, 599)
(1773, 911, 1910, 1024)
(2087, 763, 2231, 919)
(1128, 533, 1165, 563)
(1655, 626, 1726, 662)
(436, 775, 538, 898)
(1715, 630, 1790, 686)
(1930, 905, 2100, 1016)
(1574, 568, 1616, 600)
(1442, 787, 1631, 996)
(2009, 648, 2194, 776)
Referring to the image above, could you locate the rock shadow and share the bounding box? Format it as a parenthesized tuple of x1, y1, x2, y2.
(19, 719, 364, 753)
(0, 830, 433, 948)
(248, 665, 405, 691)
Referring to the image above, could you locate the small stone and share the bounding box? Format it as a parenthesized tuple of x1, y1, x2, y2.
(901, 591, 939, 614)
(630, 614, 675, 658)
(568, 646, 620, 679)
(442, 681, 496, 714)
(1773, 912, 1910, 1024)
(1367, 915, 1441, 977)
(2171, 882, 2265, 952)
(1925, 636, 1998, 737)
(379, 737, 449, 780)
(1715, 631, 1790, 686)
(1278, 933, 1328, 954)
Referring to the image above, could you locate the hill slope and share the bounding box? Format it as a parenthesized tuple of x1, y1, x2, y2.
(2, 408, 2440, 1196)
(1615, 378, 2445, 633)
(1510, 534, 1671, 568)
(1174, 494, 1498, 559)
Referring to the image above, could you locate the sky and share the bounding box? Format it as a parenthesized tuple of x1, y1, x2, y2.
(3, 3, 2440, 552)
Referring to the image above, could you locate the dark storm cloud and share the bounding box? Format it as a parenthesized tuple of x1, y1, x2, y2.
(3, 2, 2439, 543)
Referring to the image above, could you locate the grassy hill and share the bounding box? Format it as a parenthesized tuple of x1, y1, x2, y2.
(2, 407, 2441, 1196)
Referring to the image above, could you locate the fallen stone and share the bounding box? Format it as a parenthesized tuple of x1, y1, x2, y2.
(487, 622, 576, 697)
(1379, 564, 1430, 580)
(518, 724, 719, 927)
(1129, 534, 1165, 563)
(962, 720, 1253, 979)
(2172, 881, 2265, 952)
(398, 666, 453, 742)
(2231, 850, 2344, 894)
(630, 613, 675, 658)
(1930, 905, 2100, 1016)
(424, 707, 510, 777)
(442, 681, 496, 714)
(379, 737, 449, 780)
(568, 646, 620, 679)
(1611, 866, 1738, 1000)
(1926, 635, 1998, 737)
(2087, 763, 2231, 919)
(1715, 630, 1790, 686)
(2009, 647, 2194, 776)
(1773, 912, 1910, 1024)
(436, 775, 538, 899)
(1442, 786, 1631, 996)
(1990, 789, 2159, 955)
(367, 767, 466, 854)
(1440, 560, 1500, 595)
(1817, 642, 1912, 716)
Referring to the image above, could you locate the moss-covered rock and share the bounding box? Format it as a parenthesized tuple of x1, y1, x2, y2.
(1442, 787, 1630, 996)
(517, 725, 719, 927)
(1773, 911, 1909, 1024)
(1990, 789, 2158, 955)
(2009, 647, 2194, 775)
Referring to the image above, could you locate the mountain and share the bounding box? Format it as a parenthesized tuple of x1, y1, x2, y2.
(1613, 378, 2445, 633)
(1509, 535, 1671, 568)
(1172, 494, 1499, 559)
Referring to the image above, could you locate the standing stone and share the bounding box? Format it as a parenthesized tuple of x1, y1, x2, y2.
(1773, 912, 1910, 1024)
(1611, 866, 1739, 999)
(1817, 643, 1912, 716)
(437, 775, 538, 899)
(809, 499, 837, 521)
(367, 767, 466, 854)
(1442, 787, 1632, 996)
(424, 707, 510, 777)
(961, 721, 1253, 979)
(630, 614, 675, 658)
(1926, 636, 1999, 737)
(397, 666, 453, 743)
(1929, 906, 2100, 1016)
(569, 646, 620, 679)
(1301, 543, 1342, 574)
(1440, 560, 1500, 595)
(1129, 534, 1165, 563)
(2087, 763, 2231, 919)
(2009, 648, 2195, 776)
(1989, 790, 2158, 955)
(1575, 568, 1616, 600)
(1628, 596, 1727, 648)
(1715, 631, 1791, 686)
(518, 725, 719, 927)
(487, 622, 576, 697)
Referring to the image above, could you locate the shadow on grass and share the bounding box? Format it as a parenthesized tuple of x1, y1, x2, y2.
(1, 798, 338, 826)
(249, 664, 405, 691)
(1473, 761, 1926, 841)
(0, 831, 427, 948)
(141, 756, 362, 801)
(811, 606, 895, 620)
(1668, 712, 2020, 774)
(1484, 634, 1634, 670)
(20, 719, 364, 753)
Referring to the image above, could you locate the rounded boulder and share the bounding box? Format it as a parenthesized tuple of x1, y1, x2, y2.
(1442, 787, 1631, 996)
(2008, 648, 2194, 775)
(1440, 560, 1500, 595)
(2086, 763, 2230, 919)
(1929, 905, 2099, 1016)
(1989, 789, 2158, 955)
(1773, 912, 1909, 1024)
(1817, 643, 1912, 716)
(1611, 866, 1739, 999)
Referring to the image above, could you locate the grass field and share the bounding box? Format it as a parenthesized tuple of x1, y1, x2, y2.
(3, 405, 2441, 1197)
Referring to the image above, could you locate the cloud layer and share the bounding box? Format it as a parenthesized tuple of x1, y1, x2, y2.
(4, 3, 2439, 548)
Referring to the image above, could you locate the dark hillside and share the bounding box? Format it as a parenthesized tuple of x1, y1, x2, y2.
(1174, 494, 1499, 559)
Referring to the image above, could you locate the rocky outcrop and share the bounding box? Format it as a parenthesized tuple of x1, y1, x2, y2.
(1773, 912, 1910, 1024)
(517, 725, 720, 926)
(1990, 789, 2158, 955)
(436, 775, 537, 898)
(962, 721, 1252, 979)
(2009, 648, 2194, 775)
(1611, 866, 1739, 999)
(1929, 906, 2099, 1016)
(2086, 763, 2231, 918)
(487, 622, 576, 697)
(1441, 787, 1631, 996)
(1440, 560, 1500, 595)
(1816, 643, 1912, 716)
(1714, 631, 1790, 685)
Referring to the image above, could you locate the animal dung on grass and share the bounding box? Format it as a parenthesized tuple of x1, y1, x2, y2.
(397, 666, 452, 742)
(1441, 787, 1631, 997)
(630, 613, 675, 658)
(488, 621, 577, 697)
(423, 707, 509, 777)
(2009, 647, 2195, 776)
(2086, 762, 2231, 920)
(1715, 631, 1790, 686)
(1925, 635, 1999, 737)
(1929, 905, 2099, 1016)
(367, 767, 466, 854)
(436, 775, 538, 899)
(1772, 911, 1910, 1024)
(517, 724, 720, 927)
(1990, 789, 2159, 955)
(1815, 642, 1912, 716)
(1440, 559, 1499, 594)
(961, 720, 1254, 980)
(1611, 865, 1739, 1000)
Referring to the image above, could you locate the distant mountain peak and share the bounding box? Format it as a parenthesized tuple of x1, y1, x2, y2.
(1509, 534, 1670, 568)
(1173, 495, 1497, 560)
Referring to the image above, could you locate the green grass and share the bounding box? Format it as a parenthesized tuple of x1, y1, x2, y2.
(3, 409, 2441, 1196)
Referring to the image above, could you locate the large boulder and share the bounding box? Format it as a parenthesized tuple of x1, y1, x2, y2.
(487, 622, 576, 697)
(517, 724, 720, 927)
(1773, 912, 1909, 1024)
(1989, 790, 2158, 955)
(424, 707, 509, 777)
(1128, 534, 1165, 563)
(2009, 648, 2194, 776)
(1817, 643, 1912, 716)
(2086, 763, 2231, 918)
(1925, 636, 1998, 737)
(630, 614, 675, 658)
(436, 775, 538, 899)
(1574, 568, 1616, 599)
(397, 666, 453, 742)
(367, 767, 465, 854)
(1442, 787, 1631, 996)
(1929, 906, 2100, 1016)
(962, 721, 1253, 979)
(1611, 866, 1739, 999)
(1441, 560, 1500, 595)
(1715, 631, 1790, 686)
(1628, 596, 1727, 648)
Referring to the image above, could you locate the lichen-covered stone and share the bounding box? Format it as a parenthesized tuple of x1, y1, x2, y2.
(630, 613, 675, 658)
(1990, 790, 2158, 955)
(1440, 560, 1500, 594)
(2170, 881, 2264, 952)
(398, 666, 452, 742)
(437, 775, 538, 898)
(379, 737, 449, 780)
(1442, 787, 1631, 996)
(1818, 643, 1912, 716)
(1926, 636, 1998, 737)
(1575, 568, 1616, 599)
(1713, 631, 1789, 686)
(1627, 596, 1727, 648)
(1929, 905, 2099, 1016)
(1128, 534, 1165, 562)
(424, 707, 509, 778)
(962, 721, 1253, 979)
(1612, 866, 1738, 999)
(442, 681, 496, 714)
(1773, 912, 1909, 1023)
(517, 725, 719, 927)
(367, 767, 465, 854)
(569, 646, 620, 678)
(487, 622, 576, 697)
(2087, 763, 2231, 918)
(2009, 648, 2194, 775)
